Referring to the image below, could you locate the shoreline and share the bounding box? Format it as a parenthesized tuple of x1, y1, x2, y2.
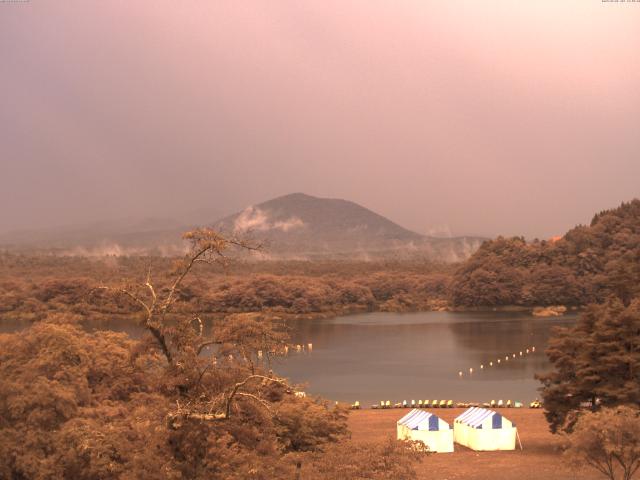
(0, 302, 582, 328)
(272, 303, 581, 321)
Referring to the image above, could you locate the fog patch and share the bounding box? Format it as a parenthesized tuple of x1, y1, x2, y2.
(426, 224, 453, 238)
(233, 207, 304, 233)
(59, 242, 189, 257)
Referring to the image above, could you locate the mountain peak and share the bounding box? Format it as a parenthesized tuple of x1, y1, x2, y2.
(216, 193, 421, 242)
(210, 193, 484, 260)
(0, 192, 485, 261)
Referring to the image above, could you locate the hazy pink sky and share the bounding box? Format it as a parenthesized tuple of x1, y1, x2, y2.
(1, 1, 639, 238)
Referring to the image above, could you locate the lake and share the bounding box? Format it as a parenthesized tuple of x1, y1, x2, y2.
(1, 310, 575, 407)
(275, 311, 575, 406)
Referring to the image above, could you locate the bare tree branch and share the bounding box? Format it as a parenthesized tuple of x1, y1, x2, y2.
(235, 392, 272, 412)
(193, 314, 204, 337)
(92, 229, 261, 368)
(225, 374, 287, 419)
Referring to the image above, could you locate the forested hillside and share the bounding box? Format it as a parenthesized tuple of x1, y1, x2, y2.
(450, 200, 640, 307)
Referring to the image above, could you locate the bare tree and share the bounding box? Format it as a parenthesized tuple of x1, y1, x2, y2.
(97, 228, 293, 421)
(97, 228, 260, 366)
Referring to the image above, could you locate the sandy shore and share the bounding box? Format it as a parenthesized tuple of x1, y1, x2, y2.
(348, 408, 598, 480)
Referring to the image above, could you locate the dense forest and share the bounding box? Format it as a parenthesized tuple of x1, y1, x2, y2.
(0, 255, 453, 326)
(450, 200, 640, 308)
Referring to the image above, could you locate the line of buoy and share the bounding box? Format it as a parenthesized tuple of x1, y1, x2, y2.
(283, 343, 314, 355)
(458, 346, 537, 377)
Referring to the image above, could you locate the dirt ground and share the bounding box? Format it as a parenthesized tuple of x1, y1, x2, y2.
(348, 408, 602, 480)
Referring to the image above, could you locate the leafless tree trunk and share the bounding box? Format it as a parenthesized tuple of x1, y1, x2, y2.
(96, 228, 260, 365)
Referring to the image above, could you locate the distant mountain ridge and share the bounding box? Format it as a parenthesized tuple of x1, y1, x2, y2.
(214, 193, 485, 261)
(215, 193, 421, 247)
(0, 193, 485, 261)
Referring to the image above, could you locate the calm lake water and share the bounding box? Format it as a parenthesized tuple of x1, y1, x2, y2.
(275, 311, 575, 406)
(1, 311, 575, 406)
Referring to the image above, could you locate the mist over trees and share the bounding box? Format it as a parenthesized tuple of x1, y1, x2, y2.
(4, 200, 640, 327)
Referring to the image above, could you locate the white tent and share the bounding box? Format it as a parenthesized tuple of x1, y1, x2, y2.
(396, 409, 454, 453)
(453, 407, 517, 451)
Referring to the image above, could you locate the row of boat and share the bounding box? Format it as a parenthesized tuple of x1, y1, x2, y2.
(351, 399, 543, 409)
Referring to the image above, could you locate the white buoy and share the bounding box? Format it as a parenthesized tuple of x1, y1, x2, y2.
(526, 349, 529, 354)
(480, 364, 484, 369)
(505, 356, 509, 361)
(512, 353, 516, 358)
(532, 346, 536, 352)
(459, 371, 463, 377)
(497, 359, 501, 364)
(308, 343, 313, 352)
(257, 350, 263, 359)
(519, 351, 523, 356)
(489, 361, 493, 366)
(469, 367, 473, 374)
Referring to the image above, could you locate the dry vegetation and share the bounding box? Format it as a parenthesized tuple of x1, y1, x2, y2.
(0, 254, 454, 326)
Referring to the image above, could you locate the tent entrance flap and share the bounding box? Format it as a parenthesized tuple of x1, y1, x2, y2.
(492, 414, 502, 429)
(429, 414, 438, 431)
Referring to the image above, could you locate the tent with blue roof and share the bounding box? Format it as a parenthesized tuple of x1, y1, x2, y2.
(453, 407, 517, 451)
(396, 409, 454, 453)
